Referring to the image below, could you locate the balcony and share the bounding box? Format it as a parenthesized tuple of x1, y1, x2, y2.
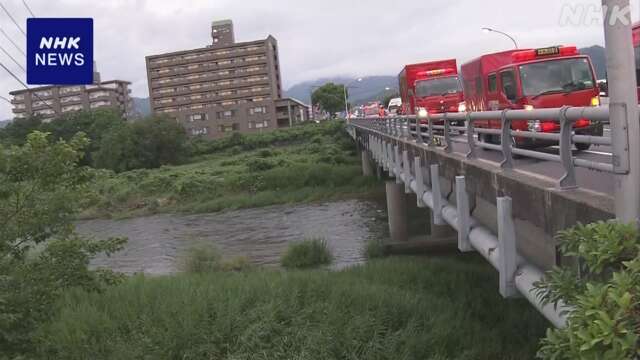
(149, 56, 268, 81)
(148, 48, 266, 70)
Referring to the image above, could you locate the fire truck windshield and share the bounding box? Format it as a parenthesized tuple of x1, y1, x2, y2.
(519, 58, 594, 97)
(415, 76, 460, 98)
(635, 45, 640, 85)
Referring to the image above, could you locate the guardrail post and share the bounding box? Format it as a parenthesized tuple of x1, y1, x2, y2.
(456, 176, 473, 252)
(603, 0, 640, 225)
(498, 196, 519, 298)
(430, 164, 445, 225)
(402, 150, 412, 193)
(500, 109, 514, 169)
(428, 113, 435, 147)
(444, 113, 452, 153)
(558, 106, 578, 190)
(395, 145, 402, 184)
(466, 113, 476, 159)
(383, 141, 389, 173)
(414, 156, 426, 208)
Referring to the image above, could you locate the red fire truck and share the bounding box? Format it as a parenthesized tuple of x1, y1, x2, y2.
(398, 59, 465, 117)
(460, 46, 602, 150)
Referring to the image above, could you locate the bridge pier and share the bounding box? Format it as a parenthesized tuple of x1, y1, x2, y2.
(385, 181, 408, 243)
(361, 150, 374, 177)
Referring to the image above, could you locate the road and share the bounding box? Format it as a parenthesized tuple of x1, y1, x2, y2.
(445, 127, 613, 195)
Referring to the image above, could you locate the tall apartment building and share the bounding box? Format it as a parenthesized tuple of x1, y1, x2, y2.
(146, 19, 308, 139)
(9, 64, 133, 121)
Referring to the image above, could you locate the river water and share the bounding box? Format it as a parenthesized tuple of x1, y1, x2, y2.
(76, 200, 387, 275)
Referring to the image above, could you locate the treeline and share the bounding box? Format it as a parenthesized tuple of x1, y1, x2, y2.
(0, 110, 188, 172)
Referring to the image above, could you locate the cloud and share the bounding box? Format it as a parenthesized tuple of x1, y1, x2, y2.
(0, 0, 634, 119)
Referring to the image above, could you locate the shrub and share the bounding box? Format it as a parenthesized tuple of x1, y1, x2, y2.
(182, 244, 222, 274)
(364, 239, 386, 259)
(535, 221, 640, 360)
(246, 158, 276, 172)
(281, 238, 333, 269)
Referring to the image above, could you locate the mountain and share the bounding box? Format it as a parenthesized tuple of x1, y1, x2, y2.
(579, 45, 606, 80)
(284, 76, 398, 106)
(131, 97, 151, 118)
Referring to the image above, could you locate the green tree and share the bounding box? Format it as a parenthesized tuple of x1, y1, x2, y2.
(311, 82, 346, 115)
(535, 222, 640, 360)
(0, 132, 125, 357)
(0, 116, 42, 146)
(93, 115, 188, 172)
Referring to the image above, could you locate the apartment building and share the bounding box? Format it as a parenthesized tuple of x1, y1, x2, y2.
(9, 65, 133, 121)
(146, 19, 307, 139)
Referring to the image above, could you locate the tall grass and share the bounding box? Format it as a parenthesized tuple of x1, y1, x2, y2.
(36, 256, 549, 359)
(84, 121, 383, 219)
(280, 238, 333, 269)
(181, 244, 253, 273)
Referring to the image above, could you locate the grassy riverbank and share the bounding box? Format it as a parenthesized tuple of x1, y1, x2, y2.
(37, 255, 548, 359)
(82, 121, 382, 219)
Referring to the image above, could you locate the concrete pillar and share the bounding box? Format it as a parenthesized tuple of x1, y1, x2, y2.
(386, 181, 408, 243)
(361, 151, 374, 176)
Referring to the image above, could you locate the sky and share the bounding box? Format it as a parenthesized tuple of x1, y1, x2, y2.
(0, 0, 637, 119)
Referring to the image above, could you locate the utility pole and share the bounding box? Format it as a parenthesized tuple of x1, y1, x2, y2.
(602, 0, 640, 225)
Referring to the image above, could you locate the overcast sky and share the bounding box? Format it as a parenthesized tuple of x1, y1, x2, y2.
(0, 0, 637, 119)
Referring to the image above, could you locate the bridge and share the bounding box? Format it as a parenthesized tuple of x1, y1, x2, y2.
(347, 0, 639, 328)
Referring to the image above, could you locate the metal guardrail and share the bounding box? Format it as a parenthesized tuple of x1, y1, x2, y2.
(352, 105, 615, 191)
(348, 124, 572, 327)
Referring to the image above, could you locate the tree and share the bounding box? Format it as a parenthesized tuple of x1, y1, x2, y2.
(0, 116, 42, 146)
(311, 82, 346, 115)
(93, 115, 188, 172)
(0, 132, 125, 357)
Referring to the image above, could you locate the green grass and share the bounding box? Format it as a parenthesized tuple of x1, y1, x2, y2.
(82, 121, 382, 219)
(281, 238, 333, 269)
(35, 256, 549, 359)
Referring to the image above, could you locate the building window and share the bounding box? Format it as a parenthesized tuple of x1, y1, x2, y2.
(89, 91, 110, 99)
(59, 86, 82, 95)
(62, 104, 83, 112)
(90, 100, 112, 108)
(34, 90, 53, 97)
(187, 113, 207, 122)
(13, 94, 24, 101)
(248, 106, 268, 115)
(218, 123, 239, 133)
(248, 120, 269, 129)
(190, 127, 210, 136)
(216, 110, 235, 119)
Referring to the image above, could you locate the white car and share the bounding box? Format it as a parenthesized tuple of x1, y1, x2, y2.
(387, 97, 402, 115)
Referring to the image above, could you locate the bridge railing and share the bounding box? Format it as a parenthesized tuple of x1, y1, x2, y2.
(352, 105, 615, 190)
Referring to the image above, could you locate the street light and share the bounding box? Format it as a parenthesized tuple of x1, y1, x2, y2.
(482, 27, 518, 49)
(343, 77, 362, 118)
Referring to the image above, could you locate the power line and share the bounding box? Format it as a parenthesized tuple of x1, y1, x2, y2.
(0, 94, 10, 104)
(0, 42, 24, 73)
(0, 27, 25, 56)
(0, 3, 26, 36)
(21, 0, 34, 17)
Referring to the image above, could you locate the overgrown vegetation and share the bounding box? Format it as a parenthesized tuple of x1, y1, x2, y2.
(364, 238, 386, 259)
(0, 110, 188, 172)
(535, 221, 640, 360)
(280, 238, 333, 269)
(35, 256, 549, 359)
(0, 132, 125, 358)
(182, 244, 253, 273)
(83, 121, 381, 218)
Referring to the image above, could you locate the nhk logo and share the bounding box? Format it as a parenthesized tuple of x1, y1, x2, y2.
(27, 18, 93, 85)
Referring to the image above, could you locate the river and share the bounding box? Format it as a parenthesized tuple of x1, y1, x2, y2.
(76, 200, 387, 275)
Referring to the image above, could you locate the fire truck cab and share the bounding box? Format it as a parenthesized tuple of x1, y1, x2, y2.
(461, 46, 602, 150)
(398, 59, 464, 117)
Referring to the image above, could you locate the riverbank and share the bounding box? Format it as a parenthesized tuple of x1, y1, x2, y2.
(37, 256, 548, 359)
(82, 121, 383, 219)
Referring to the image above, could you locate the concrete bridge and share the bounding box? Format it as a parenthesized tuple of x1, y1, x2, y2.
(347, 0, 640, 328)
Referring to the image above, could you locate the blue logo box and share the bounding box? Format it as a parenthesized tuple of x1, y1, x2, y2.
(27, 18, 93, 85)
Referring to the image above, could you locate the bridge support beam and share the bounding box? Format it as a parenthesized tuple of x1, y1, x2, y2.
(361, 150, 374, 177)
(385, 181, 408, 243)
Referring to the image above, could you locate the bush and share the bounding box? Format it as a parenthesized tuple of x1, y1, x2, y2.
(535, 221, 640, 360)
(364, 239, 386, 259)
(281, 238, 333, 269)
(182, 244, 254, 273)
